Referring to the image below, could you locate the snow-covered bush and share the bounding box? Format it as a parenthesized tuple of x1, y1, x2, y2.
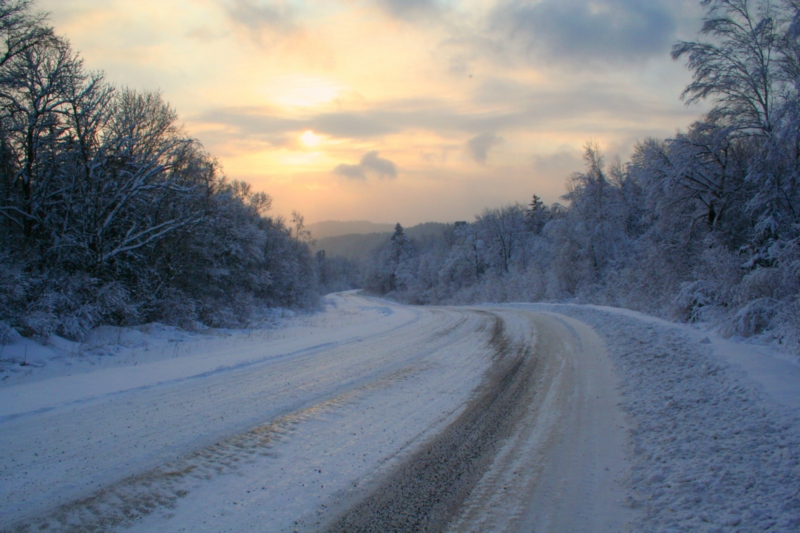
(771, 298, 800, 353)
(721, 298, 779, 338)
(6, 274, 137, 340)
(0, 320, 20, 345)
(148, 288, 197, 329)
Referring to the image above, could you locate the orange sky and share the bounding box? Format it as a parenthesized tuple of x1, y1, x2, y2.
(40, 0, 707, 225)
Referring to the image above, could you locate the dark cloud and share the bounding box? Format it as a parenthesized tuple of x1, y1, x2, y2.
(361, 151, 398, 178)
(313, 113, 398, 138)
(334, 151, 398, 180)
(467, 133, 503, 163)
(333, 163, 366, 180)
(186, 26, 220, 42)
(196, 107, 302, 135)
(194, 80, 696, 150)
(197, 108, 399, 139)
(375, 0, 440, 21)
(223, 0, 297, 41)
(436, 33, 509, 76)
(492, 0, 690, 66)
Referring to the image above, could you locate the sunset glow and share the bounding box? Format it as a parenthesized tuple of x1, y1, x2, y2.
(39, 0, 706, 224)
(300, 130, 321, 147)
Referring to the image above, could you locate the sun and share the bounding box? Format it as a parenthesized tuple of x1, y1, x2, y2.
(300, 130, 321, 147)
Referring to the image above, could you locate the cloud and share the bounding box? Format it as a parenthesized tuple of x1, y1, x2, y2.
(532, 149, 584, 180)
(223, 0, 297, 42)
(313, 113, 398, 138)
(491, 0, 689, 66)
(186, 25, 221, 42)
(192, 80, 696, 154)
(333, 163, 366, 180)
(334, 151, 398, 180)
(467, 132, 503, 163)
(195, 107, 303, 135)
(361, 151, 398, 178)
(375, 0, 440, 21)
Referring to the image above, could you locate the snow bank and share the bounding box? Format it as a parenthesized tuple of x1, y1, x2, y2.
(533, 304, 800, 531)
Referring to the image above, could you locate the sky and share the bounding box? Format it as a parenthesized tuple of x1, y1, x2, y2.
(39, 0, 707, 225)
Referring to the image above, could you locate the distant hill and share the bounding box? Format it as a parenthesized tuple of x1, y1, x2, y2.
(307, 220, 395, 239)
(312, 222, 453, 260)
(405, 222, 454, 242)
(311, 233, 391, 261)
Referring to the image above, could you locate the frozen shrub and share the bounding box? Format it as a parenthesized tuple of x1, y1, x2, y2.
(721, 298, 779, 338)
(746, 267, 783, 296)
(773, 298, 800, 353)
(0, 320, 21, 344)
(0, 256, 29, 328)
(96, 282, 139, 326)
(198, 300, 243, 329)
(20, 273, 104, 340)
(671, 280, 720, 322)
(149, 288, 197, 327)
(199, 292, 265, 328)
(20, 310, 58, 339)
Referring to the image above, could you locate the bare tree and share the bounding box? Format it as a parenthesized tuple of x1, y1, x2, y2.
(0, 36, 83, 242)
(0, 0, 52, 69)
(672, 0, 784, 135)
(474, 204, 526, 274)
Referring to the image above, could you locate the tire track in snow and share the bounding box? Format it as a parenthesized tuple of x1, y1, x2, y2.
(2, 306, 489, 533)
(5, 364, 429, 533)
(320, 309, 632, 533)
(322, 312, 542, 533)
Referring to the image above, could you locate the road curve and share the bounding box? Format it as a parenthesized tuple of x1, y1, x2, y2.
(321, 307, 633, 533)
(0, 294, 633, 532)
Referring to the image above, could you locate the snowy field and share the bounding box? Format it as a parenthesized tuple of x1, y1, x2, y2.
(1, 292, 799, 532)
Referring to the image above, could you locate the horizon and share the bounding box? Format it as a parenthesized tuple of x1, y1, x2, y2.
(40, 0, 707, 225)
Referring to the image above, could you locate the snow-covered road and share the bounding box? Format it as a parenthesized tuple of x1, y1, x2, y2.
(2, 292, 799, 532)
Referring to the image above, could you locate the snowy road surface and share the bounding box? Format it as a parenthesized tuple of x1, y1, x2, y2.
(2, 292, 799, 532)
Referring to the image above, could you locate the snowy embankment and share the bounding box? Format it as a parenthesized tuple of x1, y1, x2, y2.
(0, 299, 413, 418)
(525, 303, 800, 531)
(1, 292, 799, 532)
(0, 293, 497, 532)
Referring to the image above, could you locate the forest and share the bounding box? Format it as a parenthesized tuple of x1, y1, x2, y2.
(2, 0, 799, 356)
(360, 0, 800, 353)
(0, 0, 320, 341)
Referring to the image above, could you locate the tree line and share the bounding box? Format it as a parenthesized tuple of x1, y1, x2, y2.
(0, 0, 320, 341)
(362, 0, 800, 353)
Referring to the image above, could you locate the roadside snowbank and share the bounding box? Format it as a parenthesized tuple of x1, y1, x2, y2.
(525, 303, 800, 532)
(0, 293, 410, 419)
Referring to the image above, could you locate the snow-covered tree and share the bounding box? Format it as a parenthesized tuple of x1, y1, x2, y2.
(363, 223, 418, 295)
(672, 0, 789, 135)
(473, 204, 527, 274)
